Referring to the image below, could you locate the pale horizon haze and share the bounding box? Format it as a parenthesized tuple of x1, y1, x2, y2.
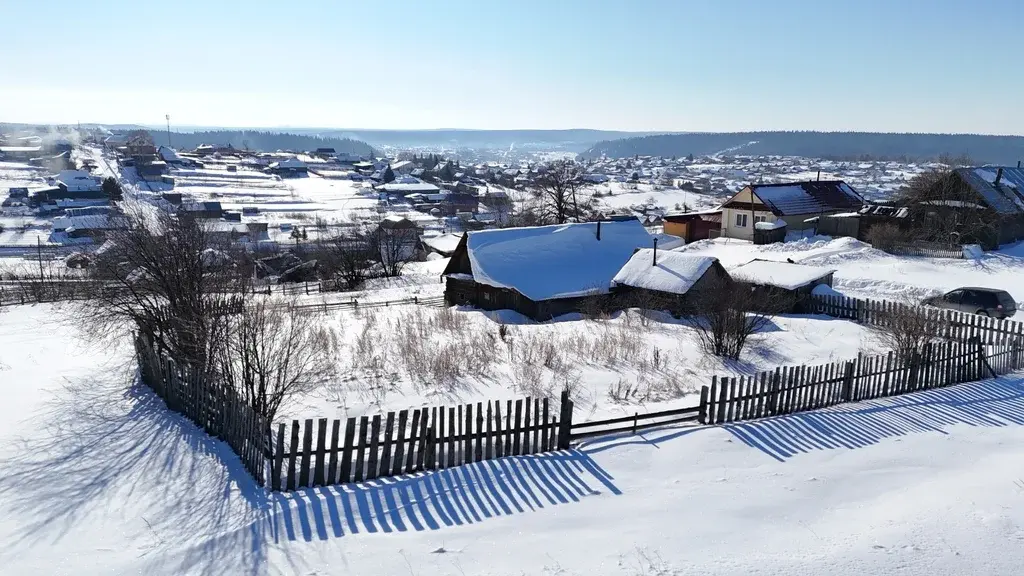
(1, 0, 1022, 134)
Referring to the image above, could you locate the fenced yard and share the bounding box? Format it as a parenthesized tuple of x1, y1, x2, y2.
(131, 290, 1024, 493)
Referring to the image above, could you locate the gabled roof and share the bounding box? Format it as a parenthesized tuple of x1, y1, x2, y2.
(727, 180, 864, 216)
(447, 219, 654, 301)
(728, 259, 835, 290)
(612, 250, 718, 295)
(954, 167, 1024, 214)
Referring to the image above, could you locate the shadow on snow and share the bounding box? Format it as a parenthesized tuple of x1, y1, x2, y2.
(723, 374, 1024, 462)
(272, 449, 620, 543)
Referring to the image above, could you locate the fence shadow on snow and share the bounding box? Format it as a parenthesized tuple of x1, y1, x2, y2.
(271, 449, 620, 542)
(724, 374, 1024, 462)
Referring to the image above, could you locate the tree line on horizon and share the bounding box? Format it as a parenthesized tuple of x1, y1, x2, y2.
(579, 131, 1024, 165)
(147, 130, 374, 155)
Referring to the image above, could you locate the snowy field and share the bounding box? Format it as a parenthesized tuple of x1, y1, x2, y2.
(278, 304, 884, 423)
(2, 304, 1024, 576)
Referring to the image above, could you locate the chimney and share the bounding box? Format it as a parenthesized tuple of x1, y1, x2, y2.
(652, 237, 658, 266)
(596, 220, 602, 241)
(995, 167, 1004, 186)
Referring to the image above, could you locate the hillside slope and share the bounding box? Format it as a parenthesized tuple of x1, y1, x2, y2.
(581, 131, 1024, 164)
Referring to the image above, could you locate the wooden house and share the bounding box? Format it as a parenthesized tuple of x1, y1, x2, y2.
(908, 167, 1024, 249)
(610, 249, 729, 316)
(442, 219, 654, 320)
(662, 209, 722, 242)
(721, 181, 864, 240)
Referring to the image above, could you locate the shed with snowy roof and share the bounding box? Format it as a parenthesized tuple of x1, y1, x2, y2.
(720, 180, 864, 241)
(728, 259, 836, 312)
(610, 249, 729, 316)
(441, 219, 656, 320)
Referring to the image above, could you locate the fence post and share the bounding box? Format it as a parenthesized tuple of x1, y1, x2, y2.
(557, 388, 574, 450)
(976, 336, 996, 379)
(698, 385, 710, 425)
(841, 361, 855, 402)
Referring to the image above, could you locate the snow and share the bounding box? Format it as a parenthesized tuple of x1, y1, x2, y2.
(611, 250, 716, 295)
(463, 220, 656, 301)
(3, 304, 1024, 575)
(729, 259, 835, 290)
(754, 218, 787, 230)
(962, 244, 984, 259)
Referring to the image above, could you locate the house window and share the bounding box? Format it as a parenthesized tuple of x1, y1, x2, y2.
(735, 213, 748, 227)
(754, 215, 768, 224)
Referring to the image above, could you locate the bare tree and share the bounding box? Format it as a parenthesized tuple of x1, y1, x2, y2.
(369, 224, 418, 277)
(77, 203, 246, 370)
(319, 231, 376, 290)
(870, 303, 941, 363)
(897, 168, 998, 246)
(216, 298, 339, 422)
(690, 280, 783, 360)
(529, 160, 592, 224)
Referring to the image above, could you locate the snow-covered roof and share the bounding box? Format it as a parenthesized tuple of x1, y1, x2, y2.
(460, 220, 654, 301)
(380, 182, 441, 193)
(158, 146, 182, 162)
(649, 233, 686, 250)
(729, 260, 835, 290)
(270, 158, 307, 169)
(612, 250, 717, 295)
(421, 233, 463, 255)
(55, 170, 100, 192)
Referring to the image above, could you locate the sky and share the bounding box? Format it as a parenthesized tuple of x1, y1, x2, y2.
(1, 0, 1022, 134)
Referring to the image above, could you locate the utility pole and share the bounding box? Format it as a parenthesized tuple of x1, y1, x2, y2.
(165, 114, 172, 147)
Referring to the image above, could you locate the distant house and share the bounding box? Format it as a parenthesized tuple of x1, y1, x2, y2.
(442, 219, 655, 320)
(720, 181, 864, 240)
(136, 160, 168, 182)
(663, 209, 723, 243)
(55, 170, 102, 194)
(379, 180, 441, 195)
(391, 160, 415, 175)
(728, 259, 836, 312)
(266, 158, 308, 177)
(908, 167, 1024, 249)
(610, 250, 729, 315)
(180, 201, 223, 219)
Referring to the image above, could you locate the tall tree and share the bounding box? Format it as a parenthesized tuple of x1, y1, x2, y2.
(529, 160, 592, 224)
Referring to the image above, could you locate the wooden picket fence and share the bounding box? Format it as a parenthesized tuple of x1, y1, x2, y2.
(134, 335, 269, 485)
(888, 242, 965, 259)
(810, 293, 1024, 344)
(269, 393, 573, 491)
(699, 337, 1024, 425)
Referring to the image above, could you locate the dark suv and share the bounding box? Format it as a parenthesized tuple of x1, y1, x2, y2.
(922, 287, 1018, 319)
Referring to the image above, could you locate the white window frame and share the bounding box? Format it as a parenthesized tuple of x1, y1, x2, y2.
(735, 213, 748, 227)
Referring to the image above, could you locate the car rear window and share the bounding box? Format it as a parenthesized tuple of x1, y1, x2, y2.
(995, 291, 1017, 309)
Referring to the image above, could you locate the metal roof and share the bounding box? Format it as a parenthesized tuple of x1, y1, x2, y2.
(747, 181, 864, 216)
(954, 167, 1024, 215)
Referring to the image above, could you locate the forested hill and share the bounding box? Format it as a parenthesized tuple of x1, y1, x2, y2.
(579, 131, 1024, 164)
(147, 130, 374, 155)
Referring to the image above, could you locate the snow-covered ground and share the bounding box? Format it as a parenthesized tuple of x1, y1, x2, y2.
(3, 304, 1024, 576)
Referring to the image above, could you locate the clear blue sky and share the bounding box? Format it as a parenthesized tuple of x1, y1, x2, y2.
(1, 0, 1021, 134)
